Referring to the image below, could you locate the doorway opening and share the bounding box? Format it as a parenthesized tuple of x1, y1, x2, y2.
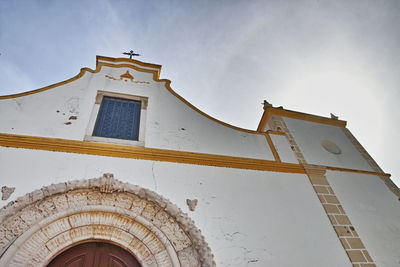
(48, 242, 141, 267)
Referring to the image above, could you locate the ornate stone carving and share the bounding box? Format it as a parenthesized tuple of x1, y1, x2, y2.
(0, 174, 215, 267)
(186, 199, 198, 211)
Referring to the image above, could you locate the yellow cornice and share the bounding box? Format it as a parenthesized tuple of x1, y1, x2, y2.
(0, 133, 390, 178)
(325, 166, 391, 178)
(257, 109, 269, 132)
(0, 67, 96, 100)
(265, 134, 281, 162)
(266, 130, 286, 136)
(0, 133, 305, 173)
(257, 107, 347, 131)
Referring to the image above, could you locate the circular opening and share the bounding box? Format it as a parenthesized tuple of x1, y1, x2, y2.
(321, 140, 341, 155)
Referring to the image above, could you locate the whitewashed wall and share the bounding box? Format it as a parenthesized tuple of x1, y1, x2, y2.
(326, 171, 400, 267)
(270, 134, 298, 163)
(0, 146, 351, 267)
(283, 117, 373, 171)
(0, 61, 273, 160)
(2, 58, 397, 266)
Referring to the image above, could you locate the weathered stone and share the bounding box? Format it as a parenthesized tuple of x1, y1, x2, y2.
(87, 190, 102, 205)
(29, 189, 45, 203)
(109, 227, 134, 247)
(142, 232, 165, 254)
(123, 183, 141, 195)
(152, 209, 169, 228)
(115, 193, 134, 210)
(0, 226, 14, 250)
(130, 195, 147, 216)
(142, 254, 158, 267)
(154, 249, 173, 267)
(5, 216, 28, 236)
(0, 175, 216, 267)
(19, 208, 42, 226)
(130, 236, 152, 260)
(45, 230, 73, 252)
(36, 199, 57, 217)
(186, 199, 198, 211)
(101, 192, 116, 206)
(66, 191, 87, 207)
(69, 212, 95, 228)
(46, 183, 67, 195)
(1, 186, 15, 200)
(69, 226, 94, 241)
(141, 202, 161, 221)
(41, 217, 71, 238)
(52, 194, 69, 211)
(160, 216, 192, 251)
(178, 246, 200, 267)
(66, 179, 89, 191)
(129, 221, 151, 241)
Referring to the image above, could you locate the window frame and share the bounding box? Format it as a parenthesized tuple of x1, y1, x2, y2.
(85, 91, 148, 146)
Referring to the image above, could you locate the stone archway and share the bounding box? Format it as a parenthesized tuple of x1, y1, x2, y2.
(0, 174, 215, 266)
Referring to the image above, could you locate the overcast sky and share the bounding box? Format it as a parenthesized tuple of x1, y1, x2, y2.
(0, 0, 399, 186)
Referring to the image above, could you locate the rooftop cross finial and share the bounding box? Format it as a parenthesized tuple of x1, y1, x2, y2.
(122, 50, 140, 59)
(262, 100, 273, 110)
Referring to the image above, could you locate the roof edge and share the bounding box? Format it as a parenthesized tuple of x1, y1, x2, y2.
(257, 107, 347, 131)
(96, 55, 162, 70)
(0, 56, 264, 135)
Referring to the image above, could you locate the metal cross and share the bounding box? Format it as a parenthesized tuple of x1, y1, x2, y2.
(122, 50, 140, 59)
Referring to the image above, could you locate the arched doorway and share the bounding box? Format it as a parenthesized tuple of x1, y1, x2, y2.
(48, 242, 141, 267)
(0, 174, 215, 266)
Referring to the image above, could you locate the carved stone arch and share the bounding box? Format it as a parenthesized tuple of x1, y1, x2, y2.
(0, 174, 215, 266)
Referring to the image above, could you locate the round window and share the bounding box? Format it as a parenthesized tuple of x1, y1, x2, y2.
(321, 139, 341, 154)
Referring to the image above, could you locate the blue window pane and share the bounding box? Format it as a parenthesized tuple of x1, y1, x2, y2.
(93, 96, 141, 141)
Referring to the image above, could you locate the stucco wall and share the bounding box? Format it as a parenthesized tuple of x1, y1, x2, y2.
(283, 117, 373, 171)
(0, 63, 273, 160)
(270, 134, 298, 163)
(0, 146, 350, 267)
(326, 171, 400, 267)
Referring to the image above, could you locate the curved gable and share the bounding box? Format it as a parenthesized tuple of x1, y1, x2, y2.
(0, 56, 275, 161)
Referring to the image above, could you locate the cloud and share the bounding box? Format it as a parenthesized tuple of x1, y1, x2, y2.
(0, 0, 399, 186)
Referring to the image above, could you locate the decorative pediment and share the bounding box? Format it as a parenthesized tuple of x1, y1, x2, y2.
(105, 70, 150, 84)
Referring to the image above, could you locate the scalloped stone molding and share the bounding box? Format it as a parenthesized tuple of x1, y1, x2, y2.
(0, 174, 215, 267)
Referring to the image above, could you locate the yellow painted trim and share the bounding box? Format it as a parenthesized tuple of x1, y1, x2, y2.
(325, 166, 391, 178)
(265, 134, 281, 162)
(257, 107, 347, 131)
(0, 133, 305, 173)
(1, 56, 262, 135)
(0, 133, 389, 177)
(0, 67, 96, 99)
(96, 56, 162, 71)
(160, 79, 260, 134)
(257, 109, 269, 131)
(266, 130, 286, 136)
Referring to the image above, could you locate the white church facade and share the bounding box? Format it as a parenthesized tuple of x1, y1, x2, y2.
(0, 56, 399, 266)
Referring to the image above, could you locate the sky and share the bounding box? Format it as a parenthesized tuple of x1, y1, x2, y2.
(0, 0, 399, 187)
